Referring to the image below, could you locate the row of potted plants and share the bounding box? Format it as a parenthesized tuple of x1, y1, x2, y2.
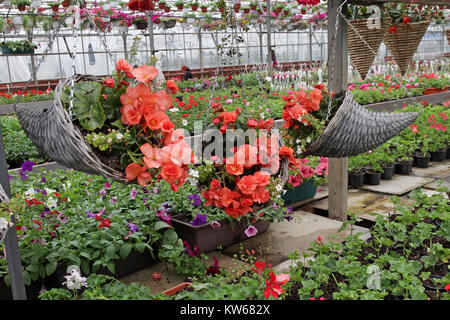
(37, 184, 450, 300)
(348, 103, 449, 188)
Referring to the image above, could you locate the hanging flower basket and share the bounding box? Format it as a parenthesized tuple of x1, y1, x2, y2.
(15, 62, 193, 189)
(163, 19, 176, 29)
(384, 20, 430, 75)
(303, 91, 420, 158)
(282, 87, 420, 159)
(347, 18, 392, 80)
(446, 29, 450, 45)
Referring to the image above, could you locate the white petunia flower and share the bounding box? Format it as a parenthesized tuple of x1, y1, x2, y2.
(182, 119, 188, 126)
(276, 184, 283, 192)
(46, 196, 58, 209)
(116, 133, 123, 140)
(169, 108, 179, 113)
(306, 137, 312, 144)
(24, 188, 35, 200)
(45, 188, 56, 195)
(297, 146, 302, 155)
(265, 76, 272, 82)
(189, 169, 199, 178)
(63, 269, 87, 291)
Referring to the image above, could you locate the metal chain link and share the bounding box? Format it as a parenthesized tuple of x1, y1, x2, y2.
(12, 18, 62, 108)
(68, 4, 81, 119)
(326, 0, 348, 121)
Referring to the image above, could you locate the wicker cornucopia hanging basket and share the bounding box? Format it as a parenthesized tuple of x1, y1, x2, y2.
(347, 18, 392, 80)
(303, 90, 420, 158)
(384, 20, 431, 75)
(15, 75, 128, 183)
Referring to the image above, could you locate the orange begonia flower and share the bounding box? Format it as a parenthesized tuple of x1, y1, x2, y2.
(131, 65, 158, 83)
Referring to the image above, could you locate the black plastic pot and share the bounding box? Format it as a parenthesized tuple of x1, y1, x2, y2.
(416, 154, 431, 168)
(447, 146, 450, 159)
(365, 170, 381, 185)
(381, 166, 395, 180)
(349, 171, 365, 188)
(395, 161, 412, 175)
(430, 149, 446, 162)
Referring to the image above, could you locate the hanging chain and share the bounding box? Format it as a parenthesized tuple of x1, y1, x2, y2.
(326, 0, 348, 121)
(335, 4, 424, 113)
(82, 4, 114, 60)
(68, 3, 81, 119)
(13, 18, 62, 108)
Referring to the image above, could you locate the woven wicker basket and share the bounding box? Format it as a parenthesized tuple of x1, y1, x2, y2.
(347, 18, 392, 80)
(15, 75, 128, 183)
(384, 20, 430, 75)
(303, 91, 420, 158)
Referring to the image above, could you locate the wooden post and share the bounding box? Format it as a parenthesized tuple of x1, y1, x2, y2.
(0, 122, 27, 300)
(327, 0, 348, 221)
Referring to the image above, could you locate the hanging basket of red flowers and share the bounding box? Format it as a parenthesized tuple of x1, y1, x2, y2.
(193, 101, 292, 223)
(282, 85, 420, 158)
(15, 60, 193, 191)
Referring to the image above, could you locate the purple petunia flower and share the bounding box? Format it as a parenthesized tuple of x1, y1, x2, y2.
(21, 160, 34, 172)
(210, 220, 221, 229)
(19, 171, 28, 180)
(41, 176, 46, 183)
(190, 213, 207, 227)
(130, 188, 137, 200)
(99, 189, 106, 198)
(85, 211, 96, 218)
(8, 174, 11, 181)
(128, 223, 139, 233)
(188, 194, 202, 206)
(110, 197, 117, 204)
(244, 226, 258, 238)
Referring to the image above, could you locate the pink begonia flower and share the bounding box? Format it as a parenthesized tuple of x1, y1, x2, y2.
(210, 221, 221, 228)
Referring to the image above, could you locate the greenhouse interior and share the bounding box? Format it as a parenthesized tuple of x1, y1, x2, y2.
(0, 0, 449, 305)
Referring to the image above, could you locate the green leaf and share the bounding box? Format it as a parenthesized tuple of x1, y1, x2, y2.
(135, 242, 146, 253)
(119, 243, 133, 260)
(81, 260, 90, 275)
(79, 251, 92, 260)
(154, 221, 171, 231)
(45, 261, 58, 276)
(106, 261, 115, 274)
(62, 81, 105, 131)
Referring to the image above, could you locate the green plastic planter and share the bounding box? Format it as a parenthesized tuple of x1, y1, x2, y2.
(1, 46, 34, 55)
(282, 180, 317, 205)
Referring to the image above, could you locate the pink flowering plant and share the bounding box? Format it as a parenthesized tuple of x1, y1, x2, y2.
(286, 156, 328, 189)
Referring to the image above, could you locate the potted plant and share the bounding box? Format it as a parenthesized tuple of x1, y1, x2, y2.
(170, 98, 292, 252)
(50, 0, 60, 12)
(249, 1, 257, 11)
(365, 156, 383, 186)
(348, 155, 366, 188)
(282, 156, 328, 205)
(1, 40, 37, 55)
(12, 0, 31, 11)
(200, 4, 208, 13)
(164, 4, 171, 13)
(61, 0, 70, 8)
(133, 16, 148, 29)
(158, 0, 166, 10)
(234, 1, 241, 12)
(415, 135, 431, 168)
(174, 0, 184, 11)
(190, 1, 199, 11)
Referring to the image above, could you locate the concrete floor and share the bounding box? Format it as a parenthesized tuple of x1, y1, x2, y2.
(118, 159, 450, 294)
